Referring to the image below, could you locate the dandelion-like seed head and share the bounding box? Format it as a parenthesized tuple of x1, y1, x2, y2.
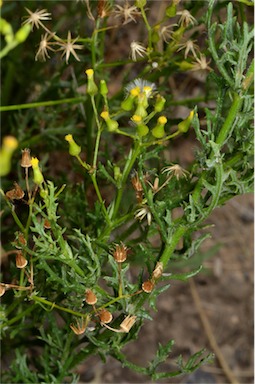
(23, 8, 51, 30)
(161, 164, 190, 180)
(160, 24, 177, 43)
(35, 32, 55, 61)
(130, 41, 147, 61)
(57, 31, 83, 64)
(177, 10, 197, 27)
(114, 2, 141, 25)
(191, 54, 211, 72)
(177, 39, 199, 59)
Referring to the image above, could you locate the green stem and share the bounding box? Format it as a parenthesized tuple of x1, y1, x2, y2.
(90, 173, 111, 226)
(0, 97, 85, 112)
(111, 141, 141, 220)
(0, 189, 25, 232)
(0, 40, 18, 59)
(91, 19, 101, 68)
(213, 92, 243, 150)
(159, 226, 187, 268)
(200, 163, 224, 221)
(193, 90, 243, 203)
(140, 6, 152, 51)
(0, 304, 35, 329)
(30, 295, 88, 318)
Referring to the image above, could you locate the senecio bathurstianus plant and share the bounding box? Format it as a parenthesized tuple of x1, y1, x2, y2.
(0, 0, 253, 382)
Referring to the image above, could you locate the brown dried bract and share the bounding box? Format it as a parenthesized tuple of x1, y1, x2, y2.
(15, 251, 28, 269)
(120, 315, 137, 333)
(6, 182, 25, 201)
(152, 262, 163, 280)
(14, 232, 27, 249)
(85, 289, 97, 305)
(21, 148, 32, 168)
(113, 243, 128, 263)
(99, 308, 113, 324)
(142, 280, 154, 293)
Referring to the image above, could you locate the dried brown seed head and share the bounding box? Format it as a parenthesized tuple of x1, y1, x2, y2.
(70, 317, 87, 335)
(131, 170, 143, 193)
(14, 232, 27, 249)
(113, 243, 128, 263)
(6, 182, 25, 201)
(120, 315, 137, 333)
(142, 280, 154, 293)
(152, 262, 163, 280)
(15, 251, 28, 269)
(44, 219, 51, 229)
(99, 309, 113, 324)
(21, 148, 32, 168)
(85, 289, 97, 305)
(97, 0, 111, 18)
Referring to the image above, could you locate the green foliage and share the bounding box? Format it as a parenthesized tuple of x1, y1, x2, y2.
(0, 0, 253, 382)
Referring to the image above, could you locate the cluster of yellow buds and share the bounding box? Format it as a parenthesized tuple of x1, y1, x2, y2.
(82, 69, 194, 140)
(123, 79, 156, 117)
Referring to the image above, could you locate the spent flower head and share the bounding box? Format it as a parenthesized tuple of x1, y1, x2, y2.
(191, 54, 212, 72)
(23, 8, 51, 31)
(57, 31, 83, 64)
(160, 24, 178, 43)
(135, 205, 152, 226)
(70, 318, 88, 335)
(130, 41, 147, 61)
(177, 39, 199, 59)
(97, 0, 112, 18)
(177, 10, 197, 27)
(162, 164, 190, 180)
(114, 1, 141, 25)
(35, 33, 56, 61)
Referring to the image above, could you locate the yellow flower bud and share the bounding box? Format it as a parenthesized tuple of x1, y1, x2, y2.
(151, 116, 167, 138)
(85, 68, 98, 96)
(100, 111, 109, 120)
(31, 157, 44, 185)
(65, 134, 81, 156)
(100, 80, 108, 96)
(131, 115, 149, 137)
(85, 69, 94, 77)
(100, 111, 119, 132)
(178, 110, 194, 133)
(154, 95, 166, 113)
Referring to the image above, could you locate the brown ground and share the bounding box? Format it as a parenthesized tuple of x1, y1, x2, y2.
(76, 193, 254, 384)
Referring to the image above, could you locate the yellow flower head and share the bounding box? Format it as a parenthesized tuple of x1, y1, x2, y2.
(65, 134, 73, 142)
(101, 111, 109, 120)
(158, 116, 167, 124)
(130, 87, 140, 97)
(132, 114, 142, 123)
(85, 68, 94, 78)
(31, 157, 39, 168)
